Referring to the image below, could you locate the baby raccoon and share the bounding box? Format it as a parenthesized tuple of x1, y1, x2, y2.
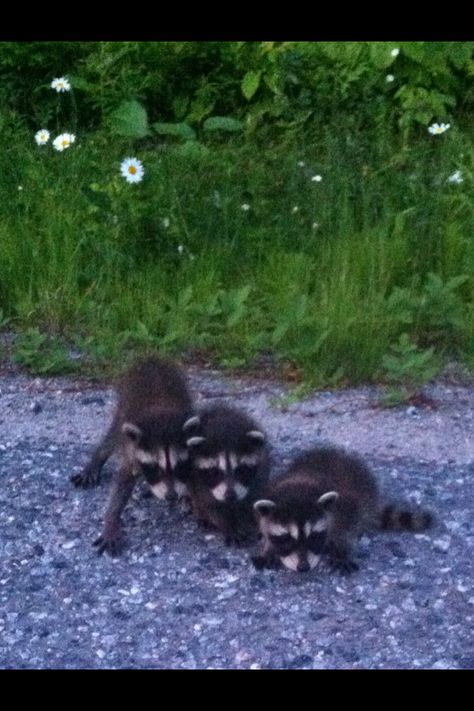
(252, 446, 433, 573)
(71, 356, 194, 555)
(184, 405, 270, 545)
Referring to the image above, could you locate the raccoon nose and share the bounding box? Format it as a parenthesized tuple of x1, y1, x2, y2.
(224, 488, 237, 503)
(165, 489, 178, 504)
(297, 560, 310, 573)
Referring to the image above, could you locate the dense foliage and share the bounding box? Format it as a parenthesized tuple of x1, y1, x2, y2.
(1, 42, 474, 393)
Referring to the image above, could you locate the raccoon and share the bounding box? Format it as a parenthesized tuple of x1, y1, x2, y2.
(252, 446, 433, 573)
(70, 356, 194, 555)
(184, 404, 270, 545)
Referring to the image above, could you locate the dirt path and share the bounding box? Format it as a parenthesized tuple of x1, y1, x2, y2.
(1, 368, 473, 669)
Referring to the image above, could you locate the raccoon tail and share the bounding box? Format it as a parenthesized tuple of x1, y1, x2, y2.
(378, 504, 434, 532)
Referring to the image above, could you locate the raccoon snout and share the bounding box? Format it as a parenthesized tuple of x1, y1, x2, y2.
(165, 489, 178, 504)
(224, 488, 238, 503)
(297, 560, 311, 573)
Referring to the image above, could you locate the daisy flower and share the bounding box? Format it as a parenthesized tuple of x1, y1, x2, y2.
(311, 175, 322, 182)
(386, 74, 395, 83)
(35, 129, 50, 145)
(51, 77, 71, 93)
(447, 170, 463, 184)
(241, 203, 251, 211)
(53, 133, 75, 151)
(297, 161, 306, 168)
(292, 206, 299, 214)
(391, 48, 400, 58)
(428, 123, 451, 135)
(120, 157, 144, 184)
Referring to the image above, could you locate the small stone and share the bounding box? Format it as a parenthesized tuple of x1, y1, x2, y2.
(433, 537, 451, 553)
(62, 540, 77, 549)
(431, 659, 454, 670)
(81, 396, 105, 406)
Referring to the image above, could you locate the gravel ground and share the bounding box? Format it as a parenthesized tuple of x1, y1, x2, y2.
(1, 367, 473, 669)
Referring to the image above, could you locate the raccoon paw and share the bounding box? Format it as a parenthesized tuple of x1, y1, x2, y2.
(328, 557, 359, 575)
(198, 519, 215, 531)
(251, 553, 280, 570)
(251, 554, 268, 570)
(178, 497, 193, 515)
(70, 467, 101, 489)
(92, 533, 125, 557)
(224, 531, 249, 547)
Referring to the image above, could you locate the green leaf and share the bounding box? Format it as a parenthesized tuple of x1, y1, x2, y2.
(109, 100, 150, 138)
(172, 140, 210, 160)
(152, 122, 196, 141)
(241, 70, 261, 100)
(203, 116, 243, 132)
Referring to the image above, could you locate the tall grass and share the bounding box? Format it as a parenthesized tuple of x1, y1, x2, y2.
(1, 110, 474, 384)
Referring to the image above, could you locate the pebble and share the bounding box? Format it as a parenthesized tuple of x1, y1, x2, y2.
(433, 537, 451, 553)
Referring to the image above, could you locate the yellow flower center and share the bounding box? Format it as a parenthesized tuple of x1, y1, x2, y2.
(128, 166, 137, 175)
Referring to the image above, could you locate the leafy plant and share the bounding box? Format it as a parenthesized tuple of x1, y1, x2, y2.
(13, 328, 80, 374)
(379, 333, 439, 406)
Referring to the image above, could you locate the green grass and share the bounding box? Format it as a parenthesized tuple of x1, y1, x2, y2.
(1, 114, 474, 389)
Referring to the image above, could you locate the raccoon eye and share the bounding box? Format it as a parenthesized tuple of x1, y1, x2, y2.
(141, 463, 162, 483)
(234, 464, 256, 485)
(200, 467, 223, 488)
(270, 534, 295, 556)
(174, 459, 191, 481)
(307, 530, 327, 552)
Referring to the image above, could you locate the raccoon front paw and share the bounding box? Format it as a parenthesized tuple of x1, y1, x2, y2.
(178, 496, 193, 515)
(198, 519, 215, 531)
(251, 554, 267, 570)
(224, 531, 249, 547)
(92, 532, 125, 557)
(251, 553, 280, 570)
(327, 556, 359, 575)
(70, 466, 101, 489)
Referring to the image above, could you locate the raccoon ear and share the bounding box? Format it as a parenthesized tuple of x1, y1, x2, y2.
(122, 422, 143, 443)
(246, 430, 265, 445)
(186, 436, 206, 448)
(317, 491, 339, 510)
(254, 499, 276, 517)
(183, 415, 201, 432)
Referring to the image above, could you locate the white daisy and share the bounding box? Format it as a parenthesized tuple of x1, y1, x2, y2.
(241, 203, 251, 211)
(447, 170, 463, 185)
(52, 133, 75, 151)
(51, 77, 71, 93)
(297, 161, 305, 168)
(391, 48, 400, 58)
(35, 129, 50, 145)
(311, 175, 322, 182)
(312, 222, 320, 230)
(162, 218, 170, 229)
(292, 206, 299, 213)
(386, 74, 395, 83)
(177, 245, 185, 255)
(120, 157, 144, 184)
(428, 123, 451, 135)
